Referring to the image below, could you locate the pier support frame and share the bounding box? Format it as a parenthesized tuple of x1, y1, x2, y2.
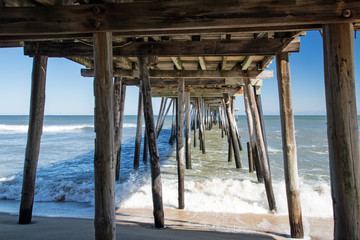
(244, 80, 276, 211)
(177, 78, 185, 209)
(138, 56, 164, 228)
(323, 23, 360, 240)
(276, 53, 304, 238)
(19, 55, 48, 224)
(93, 32, 116, 240)
(134, 87, 143, 170)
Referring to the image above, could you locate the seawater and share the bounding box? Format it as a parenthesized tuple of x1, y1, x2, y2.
(0, 115, 353, 219)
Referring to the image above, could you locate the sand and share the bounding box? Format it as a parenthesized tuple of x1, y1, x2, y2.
(0, 208, 333, 240)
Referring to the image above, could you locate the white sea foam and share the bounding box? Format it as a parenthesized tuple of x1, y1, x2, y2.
(117, 177, 333, 218)
(0, 123, 138, 134)
(268, 146, 282, 154)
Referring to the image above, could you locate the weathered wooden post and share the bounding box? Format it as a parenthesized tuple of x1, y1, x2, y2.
(254, 87, 270, 165)
(115, 78, 126, 181)
(244, 80, 276, 211)
(276, 53, 304, 238)
(143, 126, 148, 164)
(185, 91, 192, 169)
(93, 32, 116, 240)
(197, 98, 205, 153)
(244, 90, 263, 182)
(138, 56, 164, 228)
(19, 55, 48, 225)
(134, 87, 143, 170)
(156, 99, 172, 138)
(247, 142, 255, 172)
(323, 23, 360, 240)
(223, 94, 241, 168)
(169, 98, 176, 145)
(177, 78, 185, 209)
(193, 100, 197, 147)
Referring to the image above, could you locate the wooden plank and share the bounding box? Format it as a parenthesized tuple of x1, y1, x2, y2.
(323, 23, 360, 240)
(177, 78, 185, 209)
(19, 55, 47, 224)
(133, 88, 143, 170)
(81, 68, 274, 79)
(185, 91, 192, 169)
(244, 80, 276, 211)
(138, 56, 164, 228)
(1, 1, 360, 37)
(276, 53, 303, 238)
(24, 38, 300, 57)
(93, 32, 116, 240)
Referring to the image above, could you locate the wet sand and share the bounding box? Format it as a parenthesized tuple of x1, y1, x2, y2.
(0, 208, 333, 240)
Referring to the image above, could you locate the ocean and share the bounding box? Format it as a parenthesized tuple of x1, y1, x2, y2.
(0, 115, 349, 220)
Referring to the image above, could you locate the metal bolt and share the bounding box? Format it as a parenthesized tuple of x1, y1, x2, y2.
(95, 21, 101, 28)
(93, 6, 101, 15)
(342, 9, 351, 18)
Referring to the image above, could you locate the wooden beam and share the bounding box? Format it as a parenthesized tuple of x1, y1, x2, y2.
(93, 32, 116, 240)
(81, 68, 274, 79)
(19, 55, 47, 224)
(120, 78, 226, 86)
(115, 78, 126, 181)
(1, 1, 360, 37)
(198, 57, 207, 70)
(67, 57, 94, 68)
(171, 57, 183, 70)
(323, 23, 360, 240)
(113, 56, 133, 69)
(241, 56, 255, 70)
(276, 53, 304, 238)
(24, 38, 300, 57)
(138, 56, 164, 228)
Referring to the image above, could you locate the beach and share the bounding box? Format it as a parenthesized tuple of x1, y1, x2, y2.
(0, 115, 343, 239)
(0, 209, 333, 240)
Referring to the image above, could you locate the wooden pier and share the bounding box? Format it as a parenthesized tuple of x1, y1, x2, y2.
(1, 1, 360, 239)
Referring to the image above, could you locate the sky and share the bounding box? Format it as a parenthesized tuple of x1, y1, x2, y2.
(0, 30, 359, 115)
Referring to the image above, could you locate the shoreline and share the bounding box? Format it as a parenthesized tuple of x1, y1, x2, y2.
(0, 208, 333, 240)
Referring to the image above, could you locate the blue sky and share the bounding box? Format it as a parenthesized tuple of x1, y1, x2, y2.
(0, 30, 359, 115)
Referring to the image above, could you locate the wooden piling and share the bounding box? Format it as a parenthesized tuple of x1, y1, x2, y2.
(223, 94, 241, 168)
(247, 142, 255, 173)
(134, 87, 143, 170)
(115, 78, 126, 181)
(276, 53, 304, 238)
(244, 90, 263, 182)
(19, 55, 48, 225)
(169, 98, 176, 145)
(93, 32, 116, 240)
(193, 100, 197, 147)
(185, 91, 192, 169)
(156, 98, 172, 138)
(244, 80, 276, 211)
(177, 78, 185, 209)
(323, 23, 360, 240)
(138, 56, 164, 228)
(254, 87, 270, 166)
(143, 126, 148, 164)
(197, 98, 205, 154)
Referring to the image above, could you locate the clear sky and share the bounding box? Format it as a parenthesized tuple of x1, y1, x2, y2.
(0, 30, 359, 115)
